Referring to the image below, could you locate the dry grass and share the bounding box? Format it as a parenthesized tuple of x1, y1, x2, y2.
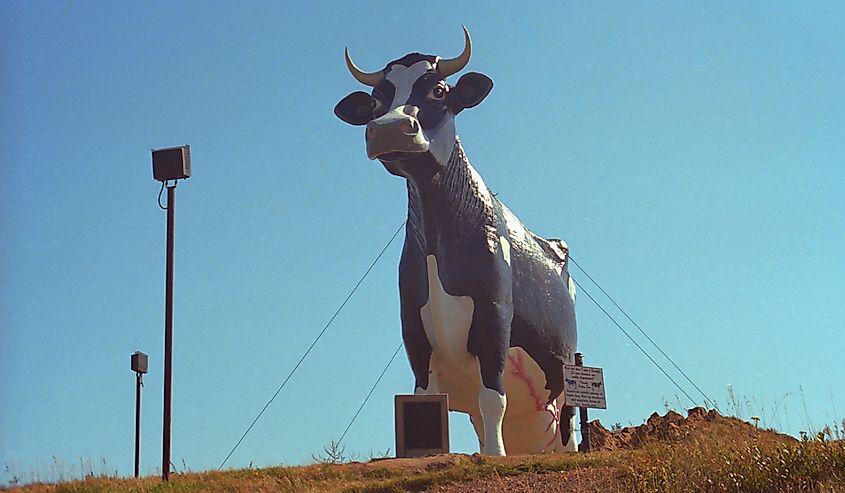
(621, 431, 845, 492)
(4, 411, 844, 492)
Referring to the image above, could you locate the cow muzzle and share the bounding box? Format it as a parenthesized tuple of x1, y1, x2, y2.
(366, 105, 429, 160)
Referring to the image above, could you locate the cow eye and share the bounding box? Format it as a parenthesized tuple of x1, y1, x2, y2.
(427, 86, 446, 101)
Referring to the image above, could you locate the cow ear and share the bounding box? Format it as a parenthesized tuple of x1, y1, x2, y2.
(449, 72, 493, 114)
(334, 91, 375, 125)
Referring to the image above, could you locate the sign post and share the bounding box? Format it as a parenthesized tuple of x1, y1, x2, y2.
(564, 353, 606, 452)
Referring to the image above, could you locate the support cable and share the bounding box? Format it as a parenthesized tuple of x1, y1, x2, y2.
(569, 257, 719, 412)
(570, 276, 699, 407)
(218, 220, 407, 470)
(337, 341, 404, 447)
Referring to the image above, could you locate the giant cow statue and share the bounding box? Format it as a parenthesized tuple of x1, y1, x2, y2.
(334, 28, 578, 455)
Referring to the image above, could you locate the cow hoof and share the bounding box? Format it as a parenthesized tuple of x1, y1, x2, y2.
(483, 447, 506, 456)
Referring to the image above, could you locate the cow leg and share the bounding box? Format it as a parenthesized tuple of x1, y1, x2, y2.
(401, 296, 434, 394)
(478, 347, 508, 455)
(415, 366, 440, 395)
(399, 239, 435, 394)
(467, 282, 513, 455)
(478, 385, 506, 455)
(403, 318, 435, 394)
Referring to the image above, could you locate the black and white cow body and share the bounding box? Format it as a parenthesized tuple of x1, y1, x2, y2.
(335, 29, 578, 455)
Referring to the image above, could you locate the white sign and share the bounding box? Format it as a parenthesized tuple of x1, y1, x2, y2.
(563, 365, 606, 409)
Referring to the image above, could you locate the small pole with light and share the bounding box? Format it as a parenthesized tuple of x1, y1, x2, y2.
(131, 351, 148, 478)
(151, 145, 190, 481)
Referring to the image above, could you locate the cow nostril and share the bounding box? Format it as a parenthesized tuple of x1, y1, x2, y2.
(366, 126, 375, 139)
(403, 105, 419, 118)
(400, 118, 419, 135)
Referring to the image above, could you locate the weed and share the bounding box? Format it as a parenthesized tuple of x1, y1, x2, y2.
(313, 439, 348, 464)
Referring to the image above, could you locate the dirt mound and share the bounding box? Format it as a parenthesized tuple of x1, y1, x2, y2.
(587, 407, 796, 451)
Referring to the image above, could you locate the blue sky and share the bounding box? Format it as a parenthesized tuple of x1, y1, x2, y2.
(2, 1, 843, 483)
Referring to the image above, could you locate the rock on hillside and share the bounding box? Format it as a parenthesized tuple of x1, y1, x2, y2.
(587, 406, 797, 451)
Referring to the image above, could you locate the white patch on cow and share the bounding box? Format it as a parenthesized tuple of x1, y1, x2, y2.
(553, 239, 569, 254)
(478, 387, 507, 456)
(499, 236, 511, 266)
(420, 255, 476, 366)
(484, 225, 499, 254)
(420, 255, 485, 424)
(426, 117, 457, 169)
(568, 275, 577, 303)
(547, 240, 568, 263)
(501, 204, 527, 243)
(544, 239, 569, 276)
(385, 61, 432, 110)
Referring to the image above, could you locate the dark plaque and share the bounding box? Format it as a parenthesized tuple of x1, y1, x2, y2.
(395, 394, 449, 458)
(403, 401, 442, 449)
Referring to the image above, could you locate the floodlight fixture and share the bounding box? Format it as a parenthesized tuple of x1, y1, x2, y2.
(131, 351, 148, 374)
(152, 145, 191, 182)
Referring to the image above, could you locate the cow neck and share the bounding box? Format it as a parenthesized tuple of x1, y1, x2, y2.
(406, 139, 494, 255)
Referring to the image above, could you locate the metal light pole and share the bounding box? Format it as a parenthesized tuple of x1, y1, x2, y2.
(162, 183, 175, 481)
(131, 351, 148, 478)
(152, 145, 190, 482)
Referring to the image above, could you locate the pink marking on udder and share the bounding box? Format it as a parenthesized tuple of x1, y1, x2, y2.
(507, 350, 563, 450)
(507, 350, 545, 412)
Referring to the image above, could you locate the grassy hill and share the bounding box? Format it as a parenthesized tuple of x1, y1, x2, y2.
(5, 408, 844, 492)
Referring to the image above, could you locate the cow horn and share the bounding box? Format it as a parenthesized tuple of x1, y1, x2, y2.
(344, 47, 383, 87)
(437, 26, 472, 78)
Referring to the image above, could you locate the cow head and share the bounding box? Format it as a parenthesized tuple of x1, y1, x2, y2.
(334, 27, 493, 177)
